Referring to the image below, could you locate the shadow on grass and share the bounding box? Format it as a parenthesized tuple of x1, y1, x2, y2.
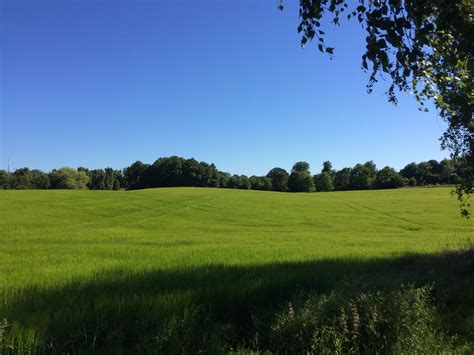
(2, 248, 473, 353)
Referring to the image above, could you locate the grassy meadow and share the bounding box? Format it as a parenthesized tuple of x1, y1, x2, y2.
(1, 187, 473, 353)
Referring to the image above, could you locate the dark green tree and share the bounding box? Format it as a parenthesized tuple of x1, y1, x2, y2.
(400, 163, 420, 183)
(333, 167, 352, 191)
(0, 170, 10, 189)
(217, 171, 231, 188)
(350, 164, 372, 190)
(88, 169, 106, 190)
(10, 168, 33, 189)
(124, 161, 148, 189)
(228, 175, 241, 189)
(238, 175, 250, 190)
(31, 169, 51, 189)
(288, 172, 314, 192)
(313, 172, 334, 192)
(364, 161, 377, 185)
(374, 167, 405, 189)
(104, 168, 115, 190)
(292, 161, 310, 173)
(439, 159, 458, 185)
(266, 167, 289, 192)
(288, 162, 314, 192)
(322, 161, 333, 174)
(113, 170, 124, 190)
(250, 176, 273, 191)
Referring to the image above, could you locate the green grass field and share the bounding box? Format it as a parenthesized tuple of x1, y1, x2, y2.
(1, 187, 473, 353)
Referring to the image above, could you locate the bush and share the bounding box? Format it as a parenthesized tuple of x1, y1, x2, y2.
(250, 285, 460, 354)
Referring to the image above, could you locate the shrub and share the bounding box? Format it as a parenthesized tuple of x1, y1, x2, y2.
(253, 285, 458, 354)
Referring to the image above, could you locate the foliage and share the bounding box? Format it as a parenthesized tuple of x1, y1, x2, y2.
(313, 172, 334, 192)
(0, 157, 466, 193)
(30, 169, 51, 189)
(123, 161, 149, 189)
(249, 175, 272, 191)
(333, 167, 352, 191)
(350, 163, 373, 190)
(288, 161, 314, 192)
(88, 169, 106, 190)
(292, 161, 310, 173)
(322, 160, 333, 174)
(10, 168, 33, 189)
(49, 167, 89, 189)
(288, 171, 314, 192)
(260, 285, 454, 354)
(400, 159, 462, 186)
(374, 166, 406, 189)
(266, 167, 289, 192)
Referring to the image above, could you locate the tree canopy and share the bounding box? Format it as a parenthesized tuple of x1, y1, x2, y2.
(0, 157, 464, 195)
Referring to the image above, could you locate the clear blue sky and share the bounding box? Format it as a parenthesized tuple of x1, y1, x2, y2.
(1, 0, 449, 175)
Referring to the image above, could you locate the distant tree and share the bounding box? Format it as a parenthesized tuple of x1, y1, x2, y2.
(88, 169, 106, 190)
(374, 167, 405, 189)
(364, 161, 377, 185)
(77, 167, 89, 175)
(196, 161, 219, 187)
(139, 156, 184, 188)
(228, 175, 240, 189)
(428, 159, 442, 175)
(0, 170, 11, 189)
(250, 176, 272, 191)
(288, 161, 314, 192)
(288, 162, 313, 192)
(333, 168, 352, 191)
(292, 161, 310, 173)
(350, 164, 372, 190)
(314, 172, 334, 192)
(104, 168, 115, 190)
(266, 167, 289, 192)
(423, 160, 441, 185)
(181, 158, 200, 186)
(30, 169, 51, 189)
(439, 159, 458, 185)
(400, 162, 419, 182)
(10, 168, 33, 189)
(124, 161, 149, 189)
(113, 169, 124, 190)
(322, 161, 333, 174)
(217, 171, 231, 188)
(417, 162, 432, 185)
(249, 175, 262, 190)
(288, 171, 314, 192)
(260, 176, 272, 191)
(238, 175, 250, 190)
(50, 167, 89, 189)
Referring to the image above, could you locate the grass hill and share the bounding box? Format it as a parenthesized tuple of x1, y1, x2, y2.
(0, 187, 472, 353)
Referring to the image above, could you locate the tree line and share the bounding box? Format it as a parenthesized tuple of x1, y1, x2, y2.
(0, 156, 464, 192)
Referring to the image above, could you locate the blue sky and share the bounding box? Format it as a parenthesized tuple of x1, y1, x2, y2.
(1, 0, 449, 175)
